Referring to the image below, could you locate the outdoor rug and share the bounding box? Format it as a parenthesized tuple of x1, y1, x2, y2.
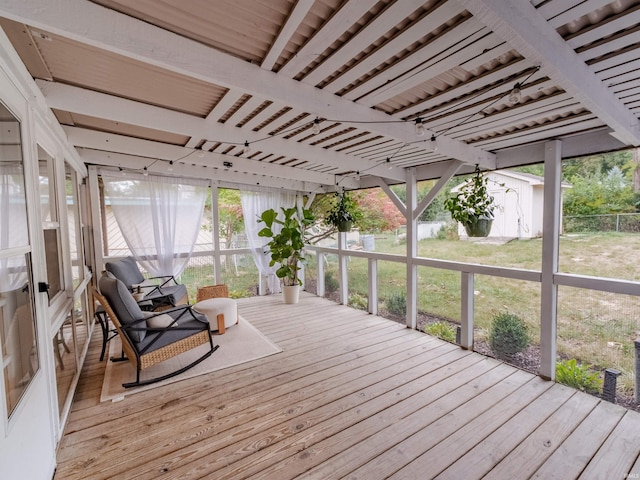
(100, 316, 281, 402)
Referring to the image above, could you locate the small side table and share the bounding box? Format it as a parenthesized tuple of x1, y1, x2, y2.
(193, 297, 238, 334)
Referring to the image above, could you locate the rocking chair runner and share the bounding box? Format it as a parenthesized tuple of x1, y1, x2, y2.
(95, 276, 219, 388)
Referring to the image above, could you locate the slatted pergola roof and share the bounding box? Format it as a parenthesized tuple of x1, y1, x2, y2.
(1, 0, 639, 192)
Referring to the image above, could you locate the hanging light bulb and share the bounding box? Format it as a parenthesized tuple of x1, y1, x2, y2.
(243, 141, 251, 155)
(509, 83, 522, 104)
(429, 135, 438, 152)
(143, 166, 149, 176)
(414, 117, 426, 137)
(386, 157, 393, 169)
(168, 160, 174, 172)
(118, 166, 126, 176)
(312, 117, 321, 134)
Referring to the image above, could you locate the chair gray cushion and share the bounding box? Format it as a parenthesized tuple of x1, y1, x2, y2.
(105, 256, 145, 289)
(99, 275, 147, 342)
(144, 283, 188, 306)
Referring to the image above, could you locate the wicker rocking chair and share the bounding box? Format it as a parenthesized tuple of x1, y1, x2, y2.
(95, 276, 219, 388)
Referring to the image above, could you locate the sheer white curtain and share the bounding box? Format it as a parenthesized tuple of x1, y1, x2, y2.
(0, 163, 29, 292)
(102, 171, 208, 277)
(241, 190, 298, 294)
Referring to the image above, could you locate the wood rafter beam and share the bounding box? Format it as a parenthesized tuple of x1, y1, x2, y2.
(460, 0, 640, 146)
(0, 0, 496, 170)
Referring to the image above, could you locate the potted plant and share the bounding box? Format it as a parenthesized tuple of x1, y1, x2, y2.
(325, 192, 359, 233)
(444, 165, 495, 237)
(258, 205, 315, 303)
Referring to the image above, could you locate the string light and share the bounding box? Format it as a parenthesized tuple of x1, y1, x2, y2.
(509, 83, 522, 104)
(168, 160, 174, 172)
(119, 166, 126, 176)
(143, 166, 148, 176)
(414, 117, 426, 137)
(312, 117, 321, 134)
(428, 135, 438, 152)
(243, 141, 251, 155)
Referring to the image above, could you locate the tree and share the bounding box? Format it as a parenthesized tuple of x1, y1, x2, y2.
(203, 188, 245, 249)
(356, 188, 405, 233)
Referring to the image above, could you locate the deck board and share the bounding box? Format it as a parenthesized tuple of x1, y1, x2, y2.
(54, 293, 640, 479)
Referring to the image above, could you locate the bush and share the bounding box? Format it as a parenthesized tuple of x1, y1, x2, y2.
(488, 312, 529, 357)
(386, 291, 406, 316)
(424, 321, 457, 343)
(348, 292, 368, 311)
(324, 270, 339, 293)
(556, 359, 602, 393)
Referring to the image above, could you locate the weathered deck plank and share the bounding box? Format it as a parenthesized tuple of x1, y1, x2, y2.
(54, 293, 640, 480)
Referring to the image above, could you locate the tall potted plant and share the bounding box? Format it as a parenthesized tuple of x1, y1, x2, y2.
(258, 205, 315, 303)
(325, 192, 359, 232)
(444, 166, 495, 237)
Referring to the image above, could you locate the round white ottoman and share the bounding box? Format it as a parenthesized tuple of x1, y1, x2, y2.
(193, 297, 238, 334)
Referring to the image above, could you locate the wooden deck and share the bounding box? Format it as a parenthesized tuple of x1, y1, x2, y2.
(55, 293, 640, 479)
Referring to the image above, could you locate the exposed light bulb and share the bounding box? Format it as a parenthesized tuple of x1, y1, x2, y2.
(414, 118, 426, 137)
(168, 160, 174, 172)
(429, 135, 438, 152)
(509, 83, 522, 104)
(312, 117, 321, 134)
(386, 157, 393, 170)
(243, 141, 251, 155)
(143, 166, 149, 176)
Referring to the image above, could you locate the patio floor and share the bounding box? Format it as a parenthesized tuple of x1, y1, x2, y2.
(55, 293, 640, 479)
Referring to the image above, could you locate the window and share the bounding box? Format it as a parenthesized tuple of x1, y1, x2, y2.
(39, 146, 64, 302)
(0, 103, 38, 418)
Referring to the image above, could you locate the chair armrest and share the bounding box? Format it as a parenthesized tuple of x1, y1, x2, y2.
(148, 275, 180, 287)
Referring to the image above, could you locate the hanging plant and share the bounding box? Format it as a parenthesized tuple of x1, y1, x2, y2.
(325, 192, 360, 232)
(444, 166, 495, 237)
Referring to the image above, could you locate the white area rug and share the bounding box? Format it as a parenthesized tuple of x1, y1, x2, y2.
(100, 316, 281, 402)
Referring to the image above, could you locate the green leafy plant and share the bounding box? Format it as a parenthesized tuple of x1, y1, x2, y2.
(386, 291, 406, 316)
(324, 270, 339, 293)
(444, 165, 495, 225)
(348, 292, 368, 311)
(555, 359, 602, 393)
(424, 321, 457, 343)
(325, 192, 361, 232)
(488, 312, 529, 357)
(258, 206, 315, 286)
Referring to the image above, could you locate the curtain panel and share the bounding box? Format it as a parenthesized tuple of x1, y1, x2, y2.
(102, 171, 208, 278)
(240, 190, 299, 294)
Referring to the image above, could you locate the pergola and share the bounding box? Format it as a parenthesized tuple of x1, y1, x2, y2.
(3, 0, 640, 382)
(0, 1, 640, 478)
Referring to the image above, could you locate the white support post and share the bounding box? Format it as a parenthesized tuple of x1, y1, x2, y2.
(87, 166, 103, 273)
(406, 167, 418, 329)
(338, 232, 348, 305)
(317, 251, 325, 298)
(540, 140, 562, 380)
(460, 272, 474, 350)
(368, 258, 378, 315)
(211, 185, 222, 285)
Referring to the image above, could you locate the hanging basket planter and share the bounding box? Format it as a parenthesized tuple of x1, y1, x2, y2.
(337, 220, 352, 232)
(464, 218, 493, 237)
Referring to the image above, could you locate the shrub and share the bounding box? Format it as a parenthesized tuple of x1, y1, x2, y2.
(488, 312, 529, 357)
(386, 291, 406, 316)
(348, 292, 368, 311)
(424, 321, 457, 343)
(324, 270, 339, 293)
(555, 359, 602, 393)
